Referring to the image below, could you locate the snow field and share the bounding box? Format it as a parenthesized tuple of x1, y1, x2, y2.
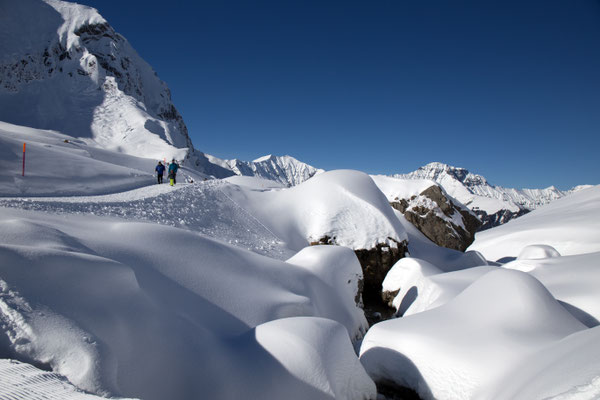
(469, 185, 600, 259)
(0, 206, 374, 400)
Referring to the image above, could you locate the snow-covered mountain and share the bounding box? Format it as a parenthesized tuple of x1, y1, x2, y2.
(0, 0, 238, 178)
(208, 154, 324, 187)
(393, 162, 586, 229)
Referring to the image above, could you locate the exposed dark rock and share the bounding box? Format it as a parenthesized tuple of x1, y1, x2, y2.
(354, 238, 409, 297)
(390, 198, 409, 213)
(74, 22, 112, 38)
(393, 185, 482, 251)
(377, 381, 423, 400)
(309, 235, 408, 325)
(381, 288, 400, 308)
(474, 208, 530, 231)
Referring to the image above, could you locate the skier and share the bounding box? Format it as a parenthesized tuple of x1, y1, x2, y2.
(155, 161, 165, 184)
(168, 159, 179, 186)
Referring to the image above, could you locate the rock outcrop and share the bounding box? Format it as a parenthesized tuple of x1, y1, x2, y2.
(310, 235, 409, 324)
(391, 185, 481, 251)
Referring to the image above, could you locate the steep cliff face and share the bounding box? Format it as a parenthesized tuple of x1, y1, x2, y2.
(0, 0, 192, 161)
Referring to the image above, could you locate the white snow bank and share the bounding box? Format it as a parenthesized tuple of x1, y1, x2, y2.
(287, 246, 368, 339)
(517, 244, 561, 260)
(381, 258, 441, 314)
(504, 251, 600, 327)
(400, 266, 497, 316)
(480, 326, 600, 400)
(223, 170, 408, 251)
(360, 269, 587, 400)
(254, 317, 377, 399)
(0, 207, 373, 400)
(469, 185, 600, 260)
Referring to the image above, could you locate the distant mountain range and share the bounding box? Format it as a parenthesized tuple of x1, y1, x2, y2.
(391, 162, 590, 229)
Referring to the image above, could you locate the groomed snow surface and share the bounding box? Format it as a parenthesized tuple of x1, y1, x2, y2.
(1, 121, 600, 400)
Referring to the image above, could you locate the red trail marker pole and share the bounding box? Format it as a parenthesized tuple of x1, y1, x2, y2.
(22, 142, 26, 176)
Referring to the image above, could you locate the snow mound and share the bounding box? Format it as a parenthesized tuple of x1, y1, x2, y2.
(0, 207, 372, 399)
(254, 317, 377, 399)
(381, 258, 441, 314)
(223, 169, 408, 251)
(401, 266, 497, 316)
(517, 244, 561, 260)
(469, 185, 600, 259)
(360, 269, 586, 400)
(480, 326, 600, 400)
(504, 251, 600, 327)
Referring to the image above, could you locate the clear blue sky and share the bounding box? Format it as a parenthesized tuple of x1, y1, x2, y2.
(80, 0, 600, 190)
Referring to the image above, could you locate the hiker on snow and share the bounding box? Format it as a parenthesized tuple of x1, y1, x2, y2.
(155, 161, 165, 184)
(168, 159, 179, 186)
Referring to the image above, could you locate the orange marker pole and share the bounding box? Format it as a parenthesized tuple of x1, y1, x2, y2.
(22, 143, 26, 176)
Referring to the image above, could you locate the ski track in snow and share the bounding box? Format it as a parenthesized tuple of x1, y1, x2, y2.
(0, 359, 136, 400)
(0, 180, 293, 260)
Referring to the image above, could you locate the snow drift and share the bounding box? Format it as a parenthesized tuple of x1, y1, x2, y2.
(0, 207, 375, 400)
(360, 269, 588, 400)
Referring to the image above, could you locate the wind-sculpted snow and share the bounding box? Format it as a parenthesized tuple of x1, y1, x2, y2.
(223, 170, 408, 251)
(360, 269, 587, 400)
(0, 207, 374, 400)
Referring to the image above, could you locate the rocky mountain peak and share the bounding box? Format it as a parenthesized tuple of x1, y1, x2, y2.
(0, 0, 193, 161)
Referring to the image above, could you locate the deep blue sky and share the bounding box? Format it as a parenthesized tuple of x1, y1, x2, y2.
(80, 0, 599, 189)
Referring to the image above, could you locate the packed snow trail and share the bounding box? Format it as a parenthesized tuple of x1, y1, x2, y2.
(0, 360, 137, 400)
(0, 180, 293, 260)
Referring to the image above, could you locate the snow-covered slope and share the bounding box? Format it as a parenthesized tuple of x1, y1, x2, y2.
(0, 121, 211, 196)
(0, 0, 235, 178)
(469, 185, 600, 260)
(393, 162, 584, 229)
(209, 154, 324, 186)
(0, 0, 188, 157)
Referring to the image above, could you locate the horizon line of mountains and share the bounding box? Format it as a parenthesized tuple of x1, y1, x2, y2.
(0, 0, 591, 234)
